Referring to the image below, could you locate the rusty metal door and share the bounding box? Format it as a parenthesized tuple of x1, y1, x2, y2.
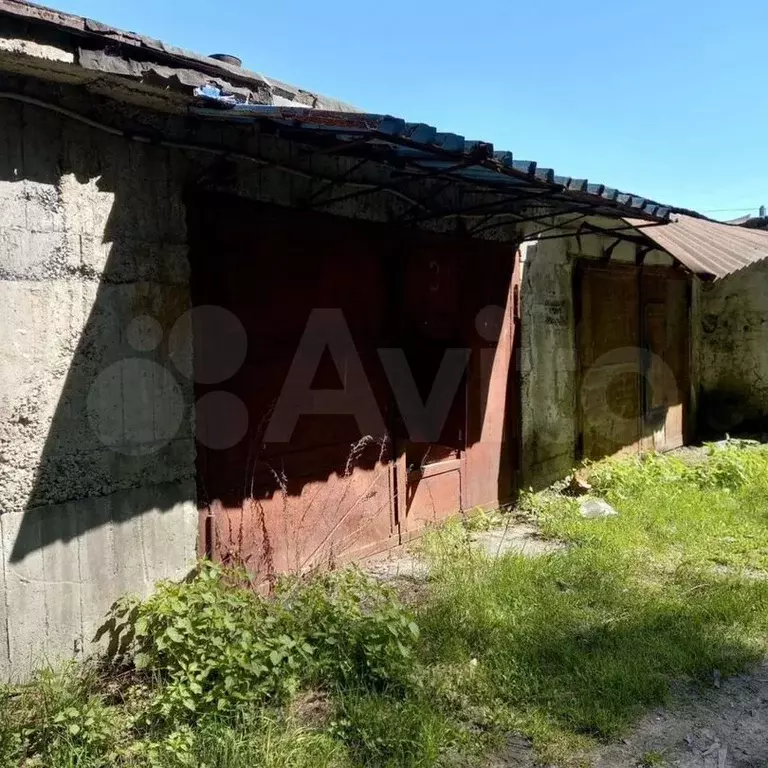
(578, 263, 689, 460)
(578, 264, 643, 458)
(393, 234, 520, 533)
(392, 239, 466, 537)
(187, 191, 521, 575)
(187, 193, 397, 579)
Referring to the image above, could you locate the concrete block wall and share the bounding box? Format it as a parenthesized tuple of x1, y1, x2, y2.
(0, 94, 198, 680)
(696, 262, 768, 435)
(519, 237, 578, 489)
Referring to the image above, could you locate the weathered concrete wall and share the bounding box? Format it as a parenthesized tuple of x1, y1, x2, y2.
(0, 90, 198, 679)
(520, 230, 676, 489)
(519, 238, 578, 489)
(697, 262, 768, 435)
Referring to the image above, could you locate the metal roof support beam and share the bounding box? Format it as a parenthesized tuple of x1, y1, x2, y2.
(524, 213, 590, 241)
(467, 205, 591, 237)
(602, 238, 623, 262)
(635, 245, 652, 266)
(305, 157, 371, 204)
(391, 179, 457, 223)
(306, 159, 477, 213)
(578, 221, 669, 247)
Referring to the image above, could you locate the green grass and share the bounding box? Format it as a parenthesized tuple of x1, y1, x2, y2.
(415, 443, 768, 763)
(4, 443, 768, 767)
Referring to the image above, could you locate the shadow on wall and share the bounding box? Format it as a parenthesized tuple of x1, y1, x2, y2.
(3, 88, 520, 581)
(2, 86, 196, 567)
(698, 389, 768, 439)
(186, 192, 520, 576)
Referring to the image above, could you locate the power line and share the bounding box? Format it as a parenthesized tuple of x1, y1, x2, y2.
(699, 207, 762, 213)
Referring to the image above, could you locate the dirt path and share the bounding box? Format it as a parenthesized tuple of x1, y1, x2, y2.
(490, 663, 768, 768)
(593, 662, 768, 768)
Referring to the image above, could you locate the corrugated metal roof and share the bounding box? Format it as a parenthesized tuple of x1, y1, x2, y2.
(625, 214, 768, 278)
(192, 92, 672, 222)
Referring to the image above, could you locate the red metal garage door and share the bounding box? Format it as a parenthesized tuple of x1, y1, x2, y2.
(187, 194, 397, 579)
(187, 192, 520, 580)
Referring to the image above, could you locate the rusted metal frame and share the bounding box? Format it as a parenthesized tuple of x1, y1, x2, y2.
(635, 244, 653, 266)
(306, 159, 479, 213)
(389, 164, 630, 229)
(531, 219, 668, 243)
(600, 238, 623, 262)
(312, 137, 378, 156)
(374, 159, 662, 228)
(400, 190, 527, 227)
(456, 183, 617, 223)
(426, 172, 557, 205)
(370, 131, 668, 225)
(467, 206, 576, 238)
(469, 199, 605, 235)
(465, 198, 563, 233)
(390, 179, 457, 223)
(305, 157, 371, 204)
(578, 220, 669, 247)
(367, 129, 557, 194)
(467, 215, 522, 238)
(467, 210, 509, 236)
(524, 213, 590, 241)
(400, 186, 563, 228)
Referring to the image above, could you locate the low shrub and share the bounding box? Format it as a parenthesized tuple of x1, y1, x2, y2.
(277, 568, 420, 691)
(103, 563, 420, 724)
(697, 442, 768, 491)
(109, 562, 311, 721)
(0, 664, 130, 767)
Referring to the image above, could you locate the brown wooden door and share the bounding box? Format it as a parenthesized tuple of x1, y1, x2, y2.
(578, 263, 689, 460)
(641, 269, 689, 452)
(578, 264, 643, 458)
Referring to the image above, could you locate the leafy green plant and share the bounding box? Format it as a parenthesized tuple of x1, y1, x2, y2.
(108, 562, 312, 721)
(0, 664, 130, 767)
(102, 563, 420, 732)
(277, 568, 420, 691)
(696, 442, 768, 491)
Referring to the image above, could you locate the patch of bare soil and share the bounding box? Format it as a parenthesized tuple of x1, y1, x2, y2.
(593, 661, 768, 768)
(491, 663, 768, 767)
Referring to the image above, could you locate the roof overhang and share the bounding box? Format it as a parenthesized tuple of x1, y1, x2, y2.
(624, 214, 768, 279)
(191, 95, 672, 226)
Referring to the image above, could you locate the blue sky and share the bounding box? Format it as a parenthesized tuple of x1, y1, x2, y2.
(56, 0, 767, 218)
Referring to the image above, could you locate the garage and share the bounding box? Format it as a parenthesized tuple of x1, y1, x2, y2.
(187, 192, 520, 578)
